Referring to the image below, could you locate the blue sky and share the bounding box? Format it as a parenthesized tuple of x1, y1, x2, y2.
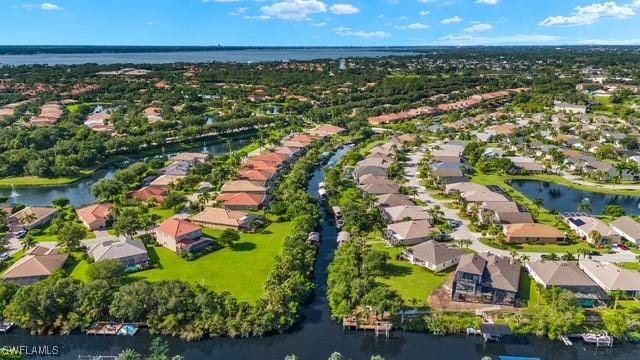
(1, 0, 640, 46)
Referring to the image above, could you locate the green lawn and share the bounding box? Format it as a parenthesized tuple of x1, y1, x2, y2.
(518, 271, 540, 307)
(478, 237, 592, 254)
(72, 221, 291, 303)
(511, 174, 640, 197)
(148, 208, 178, 220)
(0, 173, 91, 188)
(620, 262, 640, 271)
(371, 241, 450, 308)
(30, 222, 96, 243)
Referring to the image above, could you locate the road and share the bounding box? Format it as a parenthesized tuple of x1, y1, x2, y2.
(404, 149, 639, 263)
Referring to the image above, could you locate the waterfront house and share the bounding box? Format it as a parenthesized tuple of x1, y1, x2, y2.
(382, 205, 433, 224)
(503, 223, 566, 244)
(221, 180, 268, 195)
(507, 157, 545, 175)
(452, 253, 521, 306)
(307, 124, 346, 137)
(359, 182, 401, 195)
(162, 161, 191, 176)
(149, 174, 185, 187)
(130, 185, 168, 204)
(385, 220, 437, 246)
(401, 240, 464, 272)
(237, 169, 277, 186)
(478, 201, 533, 225)
(216, 192, 267, 211)
(610, 216, 640, 246)
(526, 261, 605, 307)
(88, 238, 150, 268)
(579, 258, 640, 298)
(76, 203, 113, 230)
(375, 193, 415, 208)
(155, 218, 210, 254)
(273, 145, 304, 158)
(561, 213, 620, 245)
(190, 207, 256, 231)
(1, 246, 68, 285)
(173, 152, 210, 166)
(247, 152, 290, 168)
(243, 160, 280, 173)
(8, 207, 58, 231)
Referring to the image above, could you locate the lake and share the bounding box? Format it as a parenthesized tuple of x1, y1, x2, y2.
(0, 136, 252, 207)
(0, 48, 419, 66)
(511, 180, 640, 215)
(1, 148, 640, 359)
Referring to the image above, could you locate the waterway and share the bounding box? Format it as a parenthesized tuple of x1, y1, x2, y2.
(511, 180, 640, 215)
(2, 147, 640, 359)
(0, 137, 252, 207)
(0, 48, 419, 66)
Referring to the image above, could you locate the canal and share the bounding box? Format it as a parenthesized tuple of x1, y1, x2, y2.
(0, 137, 252, 207)
(511, 180, 640, 215)
(2, 147, 640, 359)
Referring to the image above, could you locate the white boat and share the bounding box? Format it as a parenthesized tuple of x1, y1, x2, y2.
(318, 188, 327, 199)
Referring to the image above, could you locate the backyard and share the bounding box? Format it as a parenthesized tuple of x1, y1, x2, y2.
(370, 241, 450, 308)
(71, 221, 291, 303)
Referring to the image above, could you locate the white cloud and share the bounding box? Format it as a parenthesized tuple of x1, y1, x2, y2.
(539, 1, 636, 26)
(332, 26, 391, 39)
(395, 22, 430, 30)
(260, 0, 327, 21)
(230, 7, 248, 15)
(463, 23, 492, 32)
(311, 21, 327, 26)
(476, 0, 499, 4)
(329, 4, 359, 15)
(438, 33, 559, 45)
(23, 2, 63, 11)
(420, 11, 430, 16)
(441, 15, 462, 24)
(203, 0, 240, 2)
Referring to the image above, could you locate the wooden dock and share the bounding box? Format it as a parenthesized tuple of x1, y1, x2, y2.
(581, 332, 613, 347)
(342, 317, 392, 338)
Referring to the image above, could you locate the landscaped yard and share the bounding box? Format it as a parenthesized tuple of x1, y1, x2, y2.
(620, 262, 640, 271)
(370, 241, 450, 308)
(518, 271, 540, 308)
(30, 222, 96, 242)
(72, 221, 291, 303)
(478, 237, 592, 254)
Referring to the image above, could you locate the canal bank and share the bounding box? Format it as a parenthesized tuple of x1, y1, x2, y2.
(2, 147, 640, 359)
(0, 135, 253, 207)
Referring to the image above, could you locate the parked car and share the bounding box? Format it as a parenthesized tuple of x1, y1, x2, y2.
(619, 243, 629, 251)
(0, 252, 10, 262)
(15, 230, 28, 238)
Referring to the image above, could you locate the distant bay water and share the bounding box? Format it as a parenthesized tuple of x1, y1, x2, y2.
(0, 47, 421, 65)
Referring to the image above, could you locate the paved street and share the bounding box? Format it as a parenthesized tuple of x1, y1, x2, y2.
(404, 150, 639, 263)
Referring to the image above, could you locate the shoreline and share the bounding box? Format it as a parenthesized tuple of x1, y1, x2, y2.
(503, 174, 640, 197)
(0, 130, 257, 189)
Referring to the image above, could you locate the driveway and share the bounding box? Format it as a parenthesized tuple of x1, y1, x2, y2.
(404, 150, 636, 263)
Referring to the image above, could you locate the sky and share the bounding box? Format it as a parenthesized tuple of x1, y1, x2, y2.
(1, 0, 640, 46)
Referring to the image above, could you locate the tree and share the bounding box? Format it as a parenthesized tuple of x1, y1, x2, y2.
(589, 230, 603, 246)
(119, 349, 141, 360)
(519, 254, 530, 263)
(328, 353, 344, 360)
(57, 222, 86, 251)
(577, 198, 592, 213)
(86, 260, 125, 283)
(148, 338, 170, 360)
(603, 205, 625, 218)
(19, 211, 38, 227)
(92, 179, 125, 203)
(20, 233, 36, 252)
(52, 197, 70, 209)
(218, 228, 240, 248)
(0, 237, 11, 253)
(113, 207, 146, 240)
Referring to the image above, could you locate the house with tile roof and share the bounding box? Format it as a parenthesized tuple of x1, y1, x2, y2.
(526, 260, 605, 307)
(385, 220, 438, 246)
(503, 223, 566, 244)
(76, 203, 113, 230)
(402, 240, 464, 272)
(190, 207, 257, 231)
(154, 218, 210, 254)
(1, 246, 68, 285)
(216, 192, 267, 211)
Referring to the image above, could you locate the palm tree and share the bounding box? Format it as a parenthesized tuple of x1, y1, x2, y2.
(578, 198, 592, 214)
(495, 232, 506, 247)
(20, 234, 36, 252)
(509, 250, 519, 260)
(589, 230, 602, 246)
(198, 191, 212, 210)
(519, 254, 530, 263)
(19, 211, 38, 227)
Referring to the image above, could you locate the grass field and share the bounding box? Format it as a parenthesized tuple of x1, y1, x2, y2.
(620, 262, 640, 271)
(478, 237, 592, 254)
(73, 221, 291, 303)
(518, 271, 540, 307)
(371, 241, 450, 308)
(0, 171, 93, 188)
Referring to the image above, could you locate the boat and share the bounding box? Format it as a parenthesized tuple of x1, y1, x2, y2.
(117, 323, 139, 336)
(318, 188, 327, 200)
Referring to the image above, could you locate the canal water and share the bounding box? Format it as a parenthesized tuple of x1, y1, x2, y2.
(2, 147, 640, 359)
(511, 180, 640, 215)
(0, 137, 252, 207)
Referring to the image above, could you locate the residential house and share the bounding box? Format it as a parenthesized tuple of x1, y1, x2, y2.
(561, 213, 620, 245)
(149, 174, 185, 187)
(130, 185, 168, 204)
(358, 182, 401, 195)
(507, 157, 545, 174)
(216, 192, 267, 211)
(375, 193, 415, 208)
(382, 205, 433, 224)
(88, 238, 150, 267)
(478, 202, 533, 225)
(220, 180, 268, 195)
(579, 258, 640, 298)
(7, 207, 58, 231)
(401, 240, 464, 272)
(237, 169, 277, 186)
(76, 203, 113, 230)
(155, 218, 211, 254)
(452, 253, 521, 305)
(526, 261, 605, 307)
(1, 246, 68, 285)
(554, 101, 587, 114)
(503, 223, 566, 244)
(385, 220, 438, 246)
(610, 216, 640, 246)
(173, 152, 210, 166)
(190, 207, 256, 231)
(431, 161, 466, 185)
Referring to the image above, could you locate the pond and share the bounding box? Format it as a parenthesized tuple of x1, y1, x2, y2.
(1, 147, 640, 359)
(0, 136, 253, 207)
(511, 180, 640, 215)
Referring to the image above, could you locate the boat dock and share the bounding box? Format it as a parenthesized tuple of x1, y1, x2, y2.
(559, 335, 573, 346)
(0, 322, 14, 334)
(580, 331, 613, 347)
(86, 323, 139, 336)
(342, 317, 392, 338)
